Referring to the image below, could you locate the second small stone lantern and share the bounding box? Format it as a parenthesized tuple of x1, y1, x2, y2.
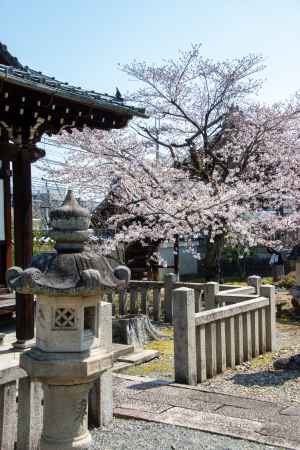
(7, 191, 130, 450)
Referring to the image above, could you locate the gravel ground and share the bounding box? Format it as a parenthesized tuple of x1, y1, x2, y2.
(89, 418, 281, 450)
(124, 298, 300, 404)
(200, 321, 300, 404)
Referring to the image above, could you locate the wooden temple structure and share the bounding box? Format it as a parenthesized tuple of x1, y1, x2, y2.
(0, 42, 146, 346)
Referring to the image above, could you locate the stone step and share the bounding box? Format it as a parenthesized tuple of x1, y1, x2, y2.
(0, 287, 10, 295)
(117, 349, 159, 365)
(112, 349, 159, 373)
(113, 361, 132, 372)
(0, 287, 15, 298)
(112, 343, 134, 362)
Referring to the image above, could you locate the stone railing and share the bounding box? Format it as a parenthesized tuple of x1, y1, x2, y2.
(104, 274, 209, 323)
(0, 366, 107, 450)
(0, 366, 42, 450)
(104, 274, 263, 323)
(173, 282, 275, 385)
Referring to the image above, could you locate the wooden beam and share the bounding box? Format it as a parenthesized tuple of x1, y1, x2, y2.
(3, 161, 12, 272)
(13, 153, 34, 342)
(0, 143, 45, 162)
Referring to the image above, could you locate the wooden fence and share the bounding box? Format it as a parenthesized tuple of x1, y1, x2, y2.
(173, 280, 276, 385)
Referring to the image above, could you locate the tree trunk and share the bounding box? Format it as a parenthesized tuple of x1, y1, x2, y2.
(113, 315, 168, 351)
(202, 234, 224, 281)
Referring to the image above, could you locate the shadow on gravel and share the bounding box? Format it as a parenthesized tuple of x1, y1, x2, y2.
(231, 369, 300, 386)
(128, 380, 173, 391)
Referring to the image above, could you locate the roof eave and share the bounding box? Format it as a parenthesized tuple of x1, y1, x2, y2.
(0, 69, 148, 119)
(0, 43, 23, 69)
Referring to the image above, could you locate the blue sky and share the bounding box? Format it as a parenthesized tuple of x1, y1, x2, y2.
(1, 0, 300, 103)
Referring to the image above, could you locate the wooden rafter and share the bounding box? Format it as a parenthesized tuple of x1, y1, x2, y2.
(0, 142, 45, 162)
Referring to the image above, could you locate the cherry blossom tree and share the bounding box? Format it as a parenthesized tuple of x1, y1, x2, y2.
(45, 44, 300, 280)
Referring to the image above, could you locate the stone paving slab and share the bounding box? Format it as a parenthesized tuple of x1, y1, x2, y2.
(113, 374, 300, 450)
(218, 404, 300, 427)
(115, 378, 296, 423)
(281, 405, 300, 416)
(117, 349, 159, 364)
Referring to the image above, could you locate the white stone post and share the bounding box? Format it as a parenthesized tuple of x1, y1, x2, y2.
(88, 371, 112, 429)
(205, 282, 219, 309)
(173, 288, 197, 385)
(17, 379, 43, 450)
(89, 302, 113, 428)
(247, 275, 261, 295)
(164, 273, 176, 323)
(0, 380, 17, 450)
(261, 285, 276, 352)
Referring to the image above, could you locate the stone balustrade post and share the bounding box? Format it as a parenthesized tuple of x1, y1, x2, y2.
(247, 275, 261, 295)
(17, 379, 43, 450)
(164, 273, 176, 323)
(173, 288, 197, 385)
(89, 302, 113, 429)
(261, 284, 276, 351)
(0, 380, 17, 450)
(205, 282, 219, 309)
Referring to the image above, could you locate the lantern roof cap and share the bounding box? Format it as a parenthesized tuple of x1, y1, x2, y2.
(6, 191, 130, 296)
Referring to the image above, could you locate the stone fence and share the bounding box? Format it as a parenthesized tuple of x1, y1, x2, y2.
(0, 367, 42, 450)
(104, 274, 249, 323)
(173, 281, 276, 385)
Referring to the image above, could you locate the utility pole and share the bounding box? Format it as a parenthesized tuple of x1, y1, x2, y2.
(155, 117, 160, 165)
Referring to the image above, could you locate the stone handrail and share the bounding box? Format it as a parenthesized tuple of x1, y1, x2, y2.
(195, 297, 269, 325)
(173, 284, 276, 385)
(104, 274, 263, 323)
(104, 275, 208, 322)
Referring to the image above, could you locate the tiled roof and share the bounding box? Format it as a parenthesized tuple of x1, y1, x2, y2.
(0, 42, 22, 68)
(0, 63, 146, 118)
(0, 42, 146, 118)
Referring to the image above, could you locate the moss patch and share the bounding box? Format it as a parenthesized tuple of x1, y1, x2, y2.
(123, 327, 175, 380)
(250, 352, 275, 369)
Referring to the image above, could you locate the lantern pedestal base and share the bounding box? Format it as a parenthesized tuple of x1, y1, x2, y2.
(40, 382, 93, 450)
(40, 433, 91, 450)
(20, 346, 113, 450)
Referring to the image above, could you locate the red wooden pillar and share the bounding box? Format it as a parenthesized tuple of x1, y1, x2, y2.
(0, 160, 12, 285)
(13, 153, 34, 343)
(3, 160, 13, 271)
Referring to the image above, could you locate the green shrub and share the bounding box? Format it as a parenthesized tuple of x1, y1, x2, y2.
(261, 277, 273, 285)
(277, 272, 296, 289)
(33, 231, 54, 256)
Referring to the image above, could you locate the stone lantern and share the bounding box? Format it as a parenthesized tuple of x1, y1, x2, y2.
(7, 190, 130, 450)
